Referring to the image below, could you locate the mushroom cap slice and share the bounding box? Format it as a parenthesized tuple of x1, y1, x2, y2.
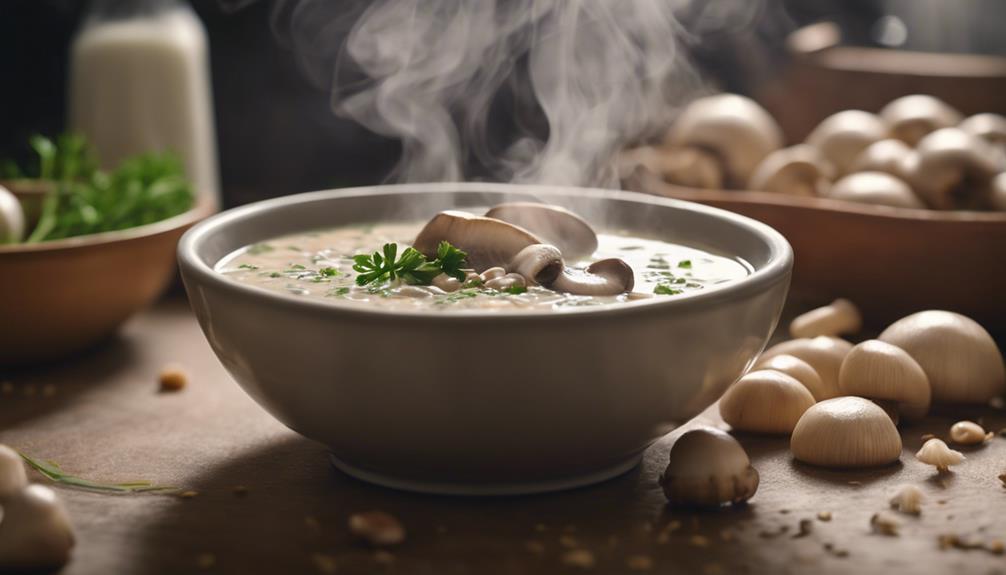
(879, 310, 1005, 404)
(838, 339, 931, 421)
(908, 127, 1001, 210)
(413, 210, 541, 272)
(667, 94, 783, 187)
(753, 354, 828, 401)
(660, 427, 759, 507)
(849, 139, 915, 181)
(748, 144, 832, 197)
(485, 202, 598, 262)
(879, 95, 963, 146)
(550, 258, 634, 296)
(0, 444, 28, 499)
(719, 370, 816, 434)
(758, 336, 853, 400)
(507, 244, 564, 286)
(827, 171, 925, 209)
(0, 484, 76, 570)
(805, 110, 887, 175)
(915, 438, 965, 472)
(791, 396, 903, 468)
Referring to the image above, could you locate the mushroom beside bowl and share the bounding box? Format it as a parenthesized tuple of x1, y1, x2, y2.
(177, 183, 792, 495)
(0, 202, 211, 367)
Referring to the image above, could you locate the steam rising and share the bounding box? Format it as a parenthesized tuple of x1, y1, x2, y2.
(237, 1, 715, 186)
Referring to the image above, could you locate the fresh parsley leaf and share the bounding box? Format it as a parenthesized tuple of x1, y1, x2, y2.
(319, 267, 338, 277)
(654, 283, 683, 295)
(503, 285, 527, 295)
(238, 264, 259, 270)
(353, 242, 469, 286)
(678, 260, 692, 269)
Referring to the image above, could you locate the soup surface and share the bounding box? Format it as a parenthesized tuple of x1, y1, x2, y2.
(217, 222, 750, 312)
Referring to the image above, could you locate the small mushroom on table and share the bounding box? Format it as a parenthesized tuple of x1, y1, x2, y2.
(0, 485, 76, 571)
(878, 310, 1005, 404)
(758, 336, 853, 400)
(718, 370, 816, 434)
(915, 438, 965, 473)
(659, 427, 759, 507)
(789, 298, 862, 339)
(838, 339, 931, 424)
(790, 397, 903, 468)
(752, 354, 828, 401)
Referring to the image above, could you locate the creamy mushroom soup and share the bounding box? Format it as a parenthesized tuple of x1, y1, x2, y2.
(217, 221, 751, 312)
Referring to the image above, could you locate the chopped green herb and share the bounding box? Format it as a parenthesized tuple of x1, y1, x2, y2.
(678, 260, 692, 269)
(654, 284, 683, 295)
(237, 263, 259, 270)
(268, 272, 282, 278)
(503, 285, 528, 295)
(247, 243, 274, 255)
(19, 451, 175, 493)
(319, 267, 338, 277)
(327, 287, 351, 297)
(352, 241, 468, 286)
(287, 264, 306, 271)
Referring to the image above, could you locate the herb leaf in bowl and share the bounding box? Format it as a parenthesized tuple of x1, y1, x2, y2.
(353, 241, 468, 286)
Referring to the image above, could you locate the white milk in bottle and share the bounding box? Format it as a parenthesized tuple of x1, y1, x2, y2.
(70, 0, 219, 207)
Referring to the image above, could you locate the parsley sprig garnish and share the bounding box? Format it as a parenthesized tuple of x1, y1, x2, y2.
(352, 241, 467, 286)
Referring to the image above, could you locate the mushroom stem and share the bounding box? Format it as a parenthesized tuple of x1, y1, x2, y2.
(551, 258, 635, 296)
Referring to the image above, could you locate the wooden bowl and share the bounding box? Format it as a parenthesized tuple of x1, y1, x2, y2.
(627, 172, 1006, 334)
(756, 22, 1006, 142)
(0, 203, 211, 366)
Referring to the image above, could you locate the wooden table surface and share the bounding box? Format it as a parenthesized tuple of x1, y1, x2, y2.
(2, 295, 1005, 575)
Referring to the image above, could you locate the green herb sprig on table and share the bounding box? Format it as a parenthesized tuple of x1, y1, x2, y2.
(353, 241, 467, 286)
(18, 451, 175, 494)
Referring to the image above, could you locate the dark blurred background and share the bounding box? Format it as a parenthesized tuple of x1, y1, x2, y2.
(2, 0, 1004, 207)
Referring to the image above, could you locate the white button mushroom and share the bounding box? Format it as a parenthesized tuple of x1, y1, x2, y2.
(666, 94, 784, 188)
(906, 128, 1001, 210)
(790, 397, 903, 468)
(654, 146, 725, 190)
(789, 298, 863, 339)
(838, 339, 931, 424)
(0, 185, 26, 244)
(758, 336, 853, 400)
(948, 421, 992, 445)
(915, 438, 964, 473)
(752, 354, 828, 401)
(0, 484, 76, 571)
(848, 139, 916, 181)
(413, 210, 540, 271)
(826, 172, 925, 209)
(748, 145, 833, 197)
(879, 95, 963, 147)
(659, 427, 759, 507)
(958, 112, 1006, 165)
(0, 446, 28, 499)
(878, 310, 1005, 404)
(718, 370, 816, 434)
(805, 110, 888, 175)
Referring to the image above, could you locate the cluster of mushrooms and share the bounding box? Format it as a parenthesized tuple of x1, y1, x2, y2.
(412, 202, 635, 296)
(661, 304, 1005, 507)
(0, 445, 75, 570)
(624, 93, 1006, 211)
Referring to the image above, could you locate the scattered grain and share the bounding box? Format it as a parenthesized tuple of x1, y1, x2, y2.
(889, 484, 923, 515)
(870, 512, 900, 536)
(817, 511, 832, 522)
(158, 365, 189, 392)
(626, 554, 654, 571)
(311, 553, 337, 574)
(349, 511, 406, 547)
(561, 549, 596, 569)
(988, 540, 1005, 555)
(793, 519, 814, 538)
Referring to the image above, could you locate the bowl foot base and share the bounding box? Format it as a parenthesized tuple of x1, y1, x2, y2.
(328, 452, 643, 496)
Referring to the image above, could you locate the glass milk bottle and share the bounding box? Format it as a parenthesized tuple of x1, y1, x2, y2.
(69, 0, 219, 208)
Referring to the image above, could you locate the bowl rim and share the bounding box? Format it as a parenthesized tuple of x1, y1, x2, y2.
(177, 183, 793, 321)
(0, 200, 214, 255)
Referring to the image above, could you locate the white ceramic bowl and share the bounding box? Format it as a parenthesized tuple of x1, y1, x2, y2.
(178, 183, 792, 495)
